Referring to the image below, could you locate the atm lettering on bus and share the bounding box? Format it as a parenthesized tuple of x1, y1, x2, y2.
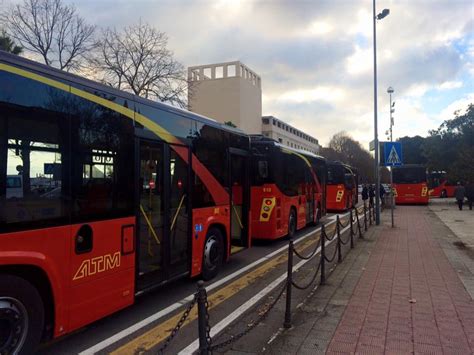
(73, 252, 121, 280)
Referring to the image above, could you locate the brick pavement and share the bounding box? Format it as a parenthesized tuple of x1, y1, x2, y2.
(327, 206, 474, 354)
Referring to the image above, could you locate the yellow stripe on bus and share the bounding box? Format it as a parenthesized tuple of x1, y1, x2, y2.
(0, 63, 178, 145)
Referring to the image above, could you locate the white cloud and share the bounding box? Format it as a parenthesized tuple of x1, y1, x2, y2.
(405, 84, 430, 98)
(51, 0, 473, 148)
(438, 81, 463, 90)
(346, 45, 372, 75)
(301, 20, 334, 37)
(276, 87, 346, 104)
(437, 93, 474, 120)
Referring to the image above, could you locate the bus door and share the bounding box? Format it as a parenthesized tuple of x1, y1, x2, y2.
(229, 149, 250, 251)
(137, 140, 190, 289)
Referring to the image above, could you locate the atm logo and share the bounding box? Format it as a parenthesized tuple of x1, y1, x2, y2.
(73, 252, 121, 280)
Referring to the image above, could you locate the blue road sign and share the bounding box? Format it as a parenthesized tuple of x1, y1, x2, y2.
(383, 142, 403, 166)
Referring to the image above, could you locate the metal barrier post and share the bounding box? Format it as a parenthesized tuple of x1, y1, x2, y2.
(364, 201, 368, 231)
(336, 215, 342, 263)
(356, 208, 363, 239)
(369, 203, 373, 226)
(320, 225, 326, 285)
(197, 281, 209, 355)
(284, 239, 294, 329)
(350, 209, 354, 249)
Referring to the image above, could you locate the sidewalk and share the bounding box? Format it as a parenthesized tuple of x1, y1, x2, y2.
(263, 206, 474, 354)
(327, 206, 474, 353)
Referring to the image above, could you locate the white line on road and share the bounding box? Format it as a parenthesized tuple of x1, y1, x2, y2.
(79, 213, 347, 354)
(179, 223, 352, 354)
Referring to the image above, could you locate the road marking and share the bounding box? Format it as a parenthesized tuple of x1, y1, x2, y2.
(179, 223, 352, 354)
(110, 225, 332, 354)
(79, 212, 349, 354)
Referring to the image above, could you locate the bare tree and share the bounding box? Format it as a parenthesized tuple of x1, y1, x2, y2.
(93, 21, 188, 108)
(0, 0, 95, 71)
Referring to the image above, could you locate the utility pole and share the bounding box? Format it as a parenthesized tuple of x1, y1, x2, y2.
(373, 2, 390, 226)
(388, 86, 395, 228)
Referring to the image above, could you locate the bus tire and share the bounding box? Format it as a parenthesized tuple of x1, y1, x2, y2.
(288, 208, 297, 238)
(0, 275, 44, 355)
(202, 227, 224, 281)
(441, 190, 447, 198)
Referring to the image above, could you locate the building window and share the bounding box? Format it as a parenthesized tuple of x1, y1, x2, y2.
(262, 118, 269, 124)
(277, 122, 281, 128)
(273, 119, 276, 125)
(278, 138, 283, 143)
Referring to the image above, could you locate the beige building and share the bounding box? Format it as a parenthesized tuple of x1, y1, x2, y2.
(187, 61, 320, 152)
(261, 116, 320, 154)
(188, 61, 262, 134)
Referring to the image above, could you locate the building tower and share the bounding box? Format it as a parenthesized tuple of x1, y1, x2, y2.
(188, 61, 262, 134)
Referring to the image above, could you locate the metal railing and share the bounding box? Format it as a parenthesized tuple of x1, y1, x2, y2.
(157, 203, 375, 354)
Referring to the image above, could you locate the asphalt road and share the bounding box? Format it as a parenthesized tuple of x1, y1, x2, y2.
(38, 210, 354, 354)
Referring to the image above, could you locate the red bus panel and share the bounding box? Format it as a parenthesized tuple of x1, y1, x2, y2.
(0, 217, 135, 337)
(394, 183, 429, 204)
(251, 184, 310, 240)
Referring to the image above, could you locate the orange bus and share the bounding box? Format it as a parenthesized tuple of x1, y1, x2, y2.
(326, 162, 358, 211)
(392, 165, 429, 204)
(0, 51, 251, 353)
(250, 137, 326, 239)
(428, 171, 456, 198)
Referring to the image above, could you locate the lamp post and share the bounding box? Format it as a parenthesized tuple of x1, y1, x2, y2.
(373, 1, 390, 226)
(387, 86, 394, 227)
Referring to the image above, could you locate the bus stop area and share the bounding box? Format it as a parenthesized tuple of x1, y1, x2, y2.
(214, 205, 474, 354)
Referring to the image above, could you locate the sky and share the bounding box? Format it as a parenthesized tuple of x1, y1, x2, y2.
(9, 0, 474, 149)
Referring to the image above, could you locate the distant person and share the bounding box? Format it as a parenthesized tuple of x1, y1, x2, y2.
(379, 184, 386, 208)
(465, 181, 474, 210)
(362, 184, 369, 205)
(369, 184, 375, 207)
(454, 182, 466, 210)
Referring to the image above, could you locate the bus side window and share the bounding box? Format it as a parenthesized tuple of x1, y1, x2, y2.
(68, 85, 134, 222)
(0, 70, 70, 231)
(258, 161, 268, 179)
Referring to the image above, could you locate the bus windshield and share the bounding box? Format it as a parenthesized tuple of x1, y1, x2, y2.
(327, 164, 345, 184)
(393, 167, 426, 184)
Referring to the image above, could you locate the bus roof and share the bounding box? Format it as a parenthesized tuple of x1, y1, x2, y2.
(250, 135, 326, 162)
(327, 160, 356, 172)
(0, 50, 248, 138)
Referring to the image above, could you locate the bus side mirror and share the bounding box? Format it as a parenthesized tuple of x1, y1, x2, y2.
(258, 161, 268, 179)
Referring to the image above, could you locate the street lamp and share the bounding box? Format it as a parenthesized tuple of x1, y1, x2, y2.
(373, 1, 390, 226)
(387, 86, 395, 227)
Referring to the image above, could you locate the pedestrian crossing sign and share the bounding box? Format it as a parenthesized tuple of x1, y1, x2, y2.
(383, 142, 403, 166)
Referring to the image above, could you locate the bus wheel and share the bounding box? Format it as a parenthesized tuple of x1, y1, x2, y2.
(0, 275, 44, 355)
(288, 209, 297, 238)
(441, 190, 447, 198)
(202, 227, 224, 280)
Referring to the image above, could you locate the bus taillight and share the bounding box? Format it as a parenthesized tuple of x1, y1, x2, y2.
(260, 197, 276, 222)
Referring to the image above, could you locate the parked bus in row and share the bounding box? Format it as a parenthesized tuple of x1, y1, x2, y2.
(0, 51, 252, 354)
(250, 136, 327, 240)
(326, 162, 358, 211)
(428, 171, 456, 198)
(392, 164, 429, 204)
